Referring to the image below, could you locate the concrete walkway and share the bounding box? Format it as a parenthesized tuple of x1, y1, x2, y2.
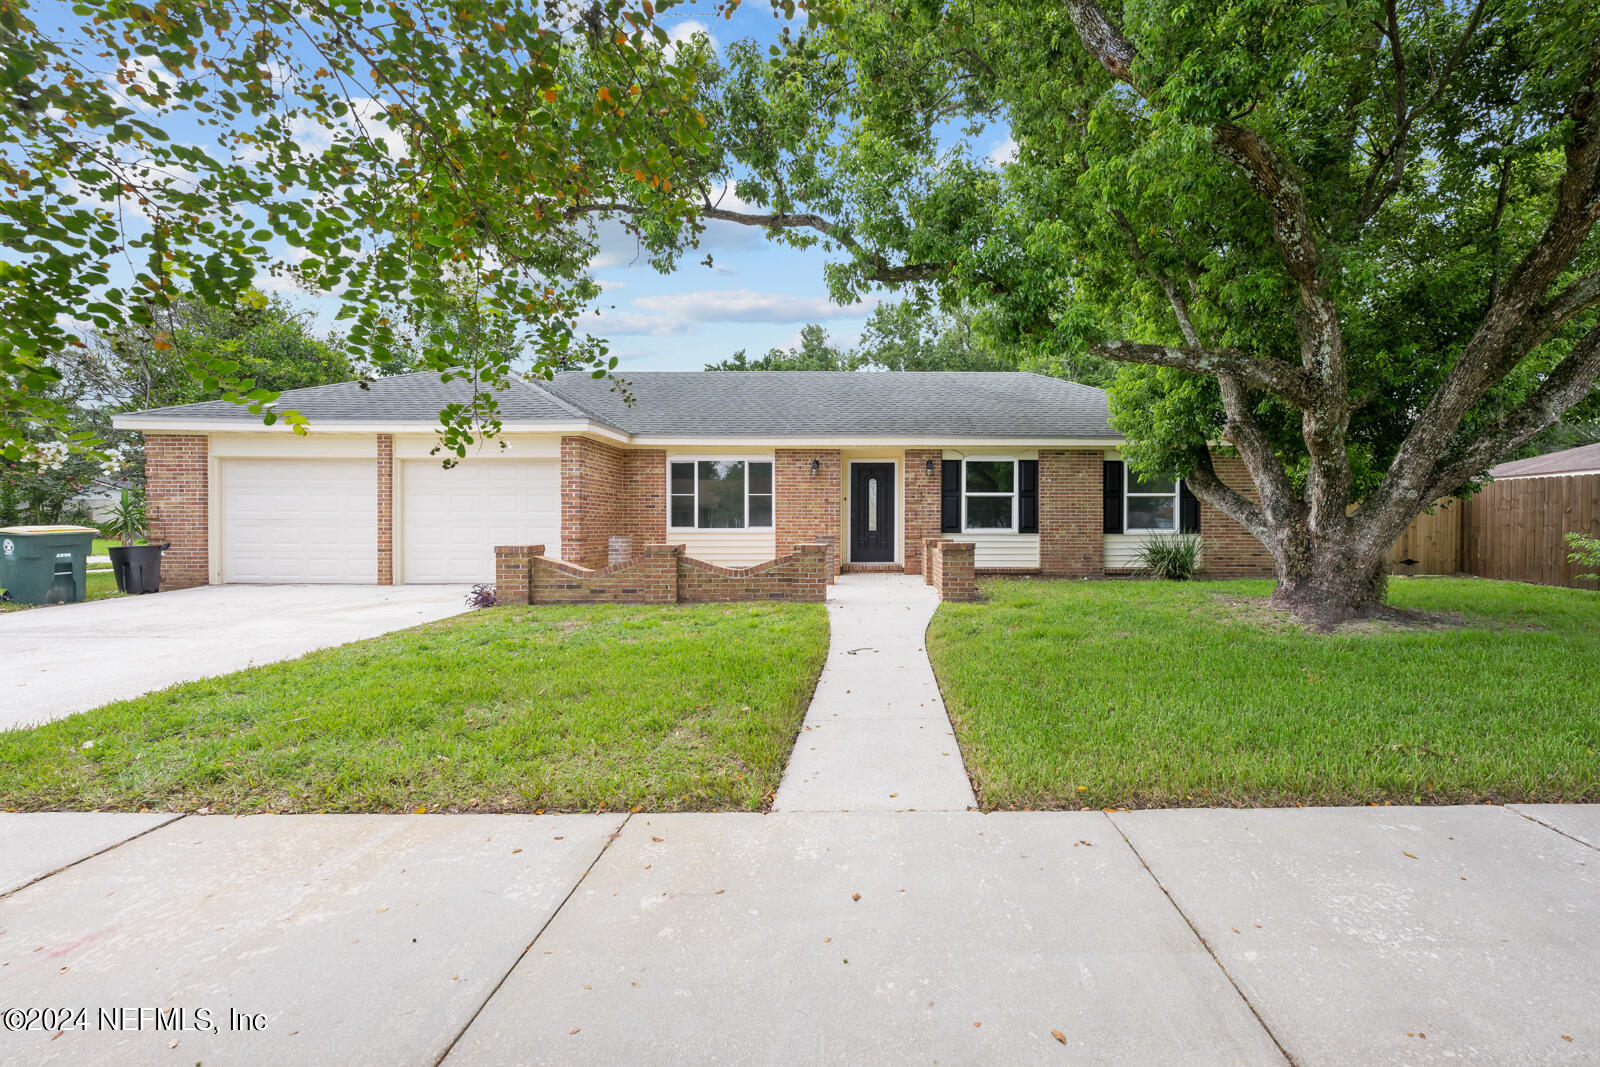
(0, 584, 472, 730)
(772, 574, 975, 812)
(2, 805, 1596, 1065)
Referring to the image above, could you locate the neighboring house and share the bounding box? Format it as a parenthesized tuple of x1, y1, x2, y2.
(1488, 442, 1600, 480)
(111, 370, 1272, 588)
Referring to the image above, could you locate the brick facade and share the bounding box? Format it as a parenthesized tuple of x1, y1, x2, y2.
(902, 448, 942, 575)
(775, 449, 842, 575)
(144, 433, 209, 589)
(1197, 452, 1275, 577)
(1039, 449, 1105, 576)
(377, 434, 394, 585)
(622, 449, 667, 547)
(560, 436, 625, 568)
(922, 537, 977, 601)
(495, 542, 828, 605)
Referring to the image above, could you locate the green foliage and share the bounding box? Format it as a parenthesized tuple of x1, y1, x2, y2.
(99, 488, 148, 548)
(1566, 532, 1600, 581)
(710, 0, 1600, 491)
(706, 302, 1022, 372)
(5, 0, 725, 460)
(707, 323, 860, 370)
(1134, 533, 1202, 581)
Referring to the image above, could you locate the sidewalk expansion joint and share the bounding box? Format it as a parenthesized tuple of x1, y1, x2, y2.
(1105, 812, 1300, 1067)
(434, 810, 635, 1065)
(0, 813, 187, 901)
(1508, 807, 1599, 853)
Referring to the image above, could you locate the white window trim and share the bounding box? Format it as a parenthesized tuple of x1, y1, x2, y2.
(1125, 467, 1182, 534)
(961, 455, 1019, 534)
(667, 455, 775, 532)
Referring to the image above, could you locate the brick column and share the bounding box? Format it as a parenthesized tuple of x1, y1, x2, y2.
(930, 539, 977, 601)
(377, 433, 394, 585)
(144, 433, 209, 589)
(775, 449, 842, 574)
(1198, 451, 1274, 576)
(560, 436, 624, 568)
(1039, 449, 1105, 576)
(493, 544, 545, 604)
(902, 448, 942, 575)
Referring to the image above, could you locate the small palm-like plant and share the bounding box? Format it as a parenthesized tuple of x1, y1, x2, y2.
(1567, 531, 1600, 581)
(1136, 533, 1203, 581)
(101, 488, 147, 547)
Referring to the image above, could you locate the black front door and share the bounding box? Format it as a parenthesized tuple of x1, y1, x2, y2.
(850, 463, 896, 563)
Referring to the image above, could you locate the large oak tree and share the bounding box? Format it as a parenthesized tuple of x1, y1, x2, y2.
(683, 0, 1600, 624)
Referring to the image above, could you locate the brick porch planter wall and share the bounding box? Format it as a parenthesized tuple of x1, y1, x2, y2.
(495, 543, 829, 605)
(145, 433, 209, 589)
(1040, 449, 1104, 576)
(776, 449, 842, 576)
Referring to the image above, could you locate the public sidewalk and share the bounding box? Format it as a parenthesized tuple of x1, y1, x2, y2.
(1, 805, 1596, 1064)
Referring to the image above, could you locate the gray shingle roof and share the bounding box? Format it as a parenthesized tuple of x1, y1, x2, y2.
(124, 369, 1116, 439)
(126, 370, 585, 423)
(542, 371, 1115, 438)
(1489, 442, 1600, 479)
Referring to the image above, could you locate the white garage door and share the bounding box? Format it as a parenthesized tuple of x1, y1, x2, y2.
(221, 459, 377, 583)
(401, 460, 560, 584)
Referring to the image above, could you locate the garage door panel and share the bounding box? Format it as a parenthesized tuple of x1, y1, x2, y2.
(402, 460, 559, 584)
(221, 459, 377, 584)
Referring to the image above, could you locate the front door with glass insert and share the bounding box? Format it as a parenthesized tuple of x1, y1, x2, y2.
(849, 462, 896, 562)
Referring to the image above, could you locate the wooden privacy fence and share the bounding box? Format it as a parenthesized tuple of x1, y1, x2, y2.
(1462, 473, 1600, 590)
(1382, 473, 1600, 590)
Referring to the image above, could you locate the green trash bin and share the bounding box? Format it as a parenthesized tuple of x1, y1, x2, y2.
(0, 525, 98, 606)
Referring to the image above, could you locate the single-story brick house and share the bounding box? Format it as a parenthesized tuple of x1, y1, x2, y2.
(112, 370, 1272, 588)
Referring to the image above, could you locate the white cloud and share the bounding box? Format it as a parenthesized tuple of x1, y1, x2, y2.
(668, 19, 719, 53)
(988, 136, 1018, 167)
(632, 289, 874, 324)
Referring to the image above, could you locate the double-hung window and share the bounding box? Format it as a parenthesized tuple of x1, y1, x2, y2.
(962, 457, 1017, 532)
(669, 458, 774, 530)
(1125, 469, 1180, 532)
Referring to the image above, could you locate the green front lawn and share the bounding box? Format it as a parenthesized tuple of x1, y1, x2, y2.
(0, 601, 829, 813)
(928, 577, 1600, 810)
(0, 570, 122, 613)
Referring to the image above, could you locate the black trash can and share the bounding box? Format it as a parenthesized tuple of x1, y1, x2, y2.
(108, 543, 170, 595)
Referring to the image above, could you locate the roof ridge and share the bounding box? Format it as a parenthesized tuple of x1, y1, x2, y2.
(518, 373, 628, 435)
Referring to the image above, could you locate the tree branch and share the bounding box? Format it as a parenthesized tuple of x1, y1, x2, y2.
(1091, 339, 1318, 407)
(1182, 447, 1268, 537)
(562, 200, 949, 284)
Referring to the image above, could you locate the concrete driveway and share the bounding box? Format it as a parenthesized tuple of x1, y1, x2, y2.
(0, 805, 1595, 1065)
(0, 585, 471, 730)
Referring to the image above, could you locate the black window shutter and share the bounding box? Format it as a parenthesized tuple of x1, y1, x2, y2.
(1103, 461, 1124, 533)
(1018, 460, 1039, 533)
(1179, 480, 1201, 533)
(941, 460, 962, 533)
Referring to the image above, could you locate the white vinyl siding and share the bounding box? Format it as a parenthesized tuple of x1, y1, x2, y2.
(220, 459, 376, 583)
(677, 530, 778, 567)
(401, 459, 559, 583)
(944, 533, 1040, 569)
(1106, 532, 1207, 570)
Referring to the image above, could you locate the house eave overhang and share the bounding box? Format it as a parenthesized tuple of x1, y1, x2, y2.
(110, 416, 631, 443)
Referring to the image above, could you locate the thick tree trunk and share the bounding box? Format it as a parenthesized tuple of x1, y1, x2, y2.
(1261, 520, 1390, 629)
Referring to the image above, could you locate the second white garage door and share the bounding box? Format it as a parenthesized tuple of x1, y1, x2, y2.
(220, 459, 377, 583)
(401, 460, 560, 583)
